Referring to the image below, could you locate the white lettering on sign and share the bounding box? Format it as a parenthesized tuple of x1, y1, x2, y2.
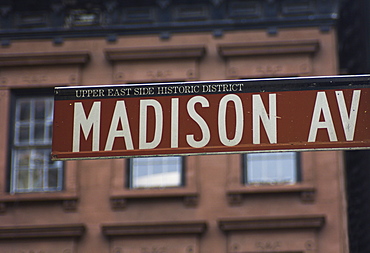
(171, 98, 179, 148)
(134, 87, 155, 96)
(336, 90, 361, 141)
(105, 100, 133, 151)
(73, 101, 101, 152)
(218, 94, 244, 146)
(308, 90, 361, 142)
(202, 83, 244, 93)
(70, 90, 363, 153)
(139, 99, 163, 149)
(252, 94, 277, 144)
(308, 92, 337, 142)
(76, 89, 105, 98)
(107, 88, 132, 96)
(186, 96, 210, 148)
(158, 85, 200, 95)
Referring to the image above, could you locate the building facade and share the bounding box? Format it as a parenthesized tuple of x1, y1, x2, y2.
(0, 0, 348, 252)
(338, 1, 370, 252)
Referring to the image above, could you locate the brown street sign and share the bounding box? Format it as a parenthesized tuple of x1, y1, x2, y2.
(52, 75, 370, 160)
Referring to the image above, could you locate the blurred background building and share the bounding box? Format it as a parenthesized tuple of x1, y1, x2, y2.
(338, 0, 370, 252)
(0, 0, 365, 252)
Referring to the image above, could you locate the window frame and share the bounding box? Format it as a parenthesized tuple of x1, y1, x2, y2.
(126, 156, 186, 189)
(242, 152, 302, 185)
(8, 88, 64, 194)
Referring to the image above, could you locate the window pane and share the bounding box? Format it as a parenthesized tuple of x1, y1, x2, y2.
(19, 101, 30, 121)
(32, 149, 45, 167)
(34, 100, 45, 120)
(31, 169, 43, 189)
(245, 152, 298, 185)
(16, 169, 29, 190)
(17, 149, 31, 167)
(45, 99, 53, 120)
(18, 125, 30, 143)
(48, 169, 59, 188)
(12, 148, 63, 193)
(34, 123, 45, 142)
(131, 157, 182, 188)
(11, 94, 63, 193)
(47, 124, 53, 141)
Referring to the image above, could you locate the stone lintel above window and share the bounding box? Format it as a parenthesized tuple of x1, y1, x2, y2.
(0, 223, 86, 239)
(218, 214, 325, 231)
(0, 51, 90, 67)
(105, 45, 206, 83)
(218, 40, 320, 57)
(105, 45, 206, 61)
(101, 220, 207, 237)
(218, 40, 320, 78)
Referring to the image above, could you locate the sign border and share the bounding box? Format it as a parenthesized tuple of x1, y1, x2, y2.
(52, 75, 370, 160)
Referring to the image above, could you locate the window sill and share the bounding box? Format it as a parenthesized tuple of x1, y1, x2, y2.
(110, 188, 198, 210)
(0, 191, 78, 213)
(110, 157, 199, 210)
(226, 183, 316, 205)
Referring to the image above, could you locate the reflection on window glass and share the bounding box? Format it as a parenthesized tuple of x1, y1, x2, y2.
(245, 152, 298, 185)
(11, 95, 63, 193)
(130, 157, 183, 188)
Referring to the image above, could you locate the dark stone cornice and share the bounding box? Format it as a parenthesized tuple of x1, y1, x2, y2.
(0, 0, 339, 41)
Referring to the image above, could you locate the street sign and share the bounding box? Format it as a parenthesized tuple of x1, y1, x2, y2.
(52, 75, 370, 160)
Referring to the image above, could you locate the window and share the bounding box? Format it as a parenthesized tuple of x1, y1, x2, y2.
(65, 9, 101, 27)
(129, 157, 183, 189)
(10, 91, 63, 193)
(244, 152, 299, 185)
